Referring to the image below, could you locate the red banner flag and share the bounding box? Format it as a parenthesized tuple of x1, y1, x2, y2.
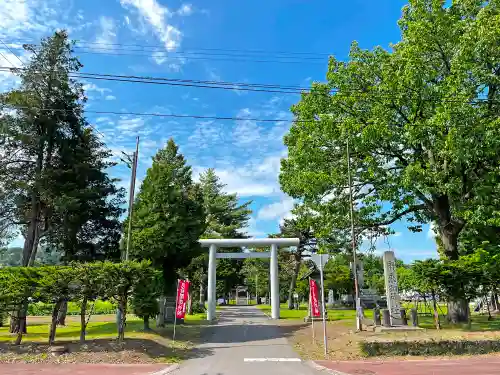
(176, 280, 190, 319)
(309, 279, 321, 317)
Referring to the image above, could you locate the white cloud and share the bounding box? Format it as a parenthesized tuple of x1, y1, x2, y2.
(242, 217, 267, 238)
(0, 0, 31, 39)
(117, 117, 145, 131)
(257, 197, 295, 221)
(105, 95, 116, 101)
(193, 154, 284, 198)
(83, 82, 112, 95)
(95, 16, 117, 46)
(120, 0, 182, 51)
(177, 3, 193, 16)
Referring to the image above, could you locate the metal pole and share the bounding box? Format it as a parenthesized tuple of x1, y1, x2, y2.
(319, 254, 328, 356)
(173, 279, 179, 343)
(125, 136, 140, 261)
(255, 273, 258, 304)
(347, 137, 362, 331)
(309, 276, 315, 342)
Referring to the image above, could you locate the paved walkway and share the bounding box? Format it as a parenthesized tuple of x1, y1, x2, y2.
(315, 357, 500, 375)
(171, 305, 319, 375)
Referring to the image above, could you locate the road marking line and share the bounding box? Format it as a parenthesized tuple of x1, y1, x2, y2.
(244, 358, 302, 362)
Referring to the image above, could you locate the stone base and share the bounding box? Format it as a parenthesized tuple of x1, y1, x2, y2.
(374, 325, 424, 333)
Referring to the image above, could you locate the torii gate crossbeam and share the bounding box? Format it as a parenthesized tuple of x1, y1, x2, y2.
(199, 238, 300, 321)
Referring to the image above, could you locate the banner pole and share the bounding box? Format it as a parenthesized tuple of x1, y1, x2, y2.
(173, 279, 179, 343)
(309, 277, 315, 342)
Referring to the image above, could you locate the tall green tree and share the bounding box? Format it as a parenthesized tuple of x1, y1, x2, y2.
(45, 128, 125, 263)
(129, 139, 206, 291)
(184, 168, 251, 306)
(1, 31, 125, 331)
(1, 31, 88, 267)
(280, 0, 500, 322)
(274, 216, 315, 309)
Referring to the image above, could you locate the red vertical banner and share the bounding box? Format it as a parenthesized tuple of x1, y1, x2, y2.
(176, 280, 190, 319)
(309, 279, 321, 317)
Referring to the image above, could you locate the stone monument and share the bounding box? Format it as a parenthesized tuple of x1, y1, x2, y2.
(327, 289, 335, 307)
(382, 251, 402, 325)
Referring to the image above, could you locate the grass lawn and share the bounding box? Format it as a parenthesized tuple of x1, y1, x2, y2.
(256, 303, 375, 321)
(0, 313, 207, 364)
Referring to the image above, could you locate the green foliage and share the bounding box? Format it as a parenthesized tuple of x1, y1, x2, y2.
(27, 300, 115, 316)
(0, 31, 124, 265)
(362, 339, 500, 357)
(131, 268, 163, 321)
(184, 168, 252, 301)
(323, 256, 352, 296)
(279, 0, 500, 264)
(129, 139, 205, 290)
(0, 261, 155, 343)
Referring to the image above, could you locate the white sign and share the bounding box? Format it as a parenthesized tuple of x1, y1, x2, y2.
(383, 251, 402, 325)
(310, 253, 330, 269)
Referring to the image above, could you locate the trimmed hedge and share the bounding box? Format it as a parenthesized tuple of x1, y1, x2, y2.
(27, 300, 116, 316)
(361, 339, 500, 356)
(0, 261, 159, 344)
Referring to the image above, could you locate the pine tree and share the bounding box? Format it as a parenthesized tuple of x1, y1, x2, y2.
(186, 168, 252, 307)
(0, 31, 125, 331)
(129, 139, 206, 291)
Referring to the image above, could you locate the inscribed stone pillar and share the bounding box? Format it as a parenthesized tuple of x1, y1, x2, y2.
(382, 251, 402, 325)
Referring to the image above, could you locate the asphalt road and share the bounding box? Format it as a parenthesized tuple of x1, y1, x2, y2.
(171, 305, 320, 375)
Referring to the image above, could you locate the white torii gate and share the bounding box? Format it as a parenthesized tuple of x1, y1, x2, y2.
(199, 238, 300, 321)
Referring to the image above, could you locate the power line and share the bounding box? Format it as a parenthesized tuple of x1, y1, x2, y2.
(0, 38, 119, 149)
(0, 66, 309, 92)
(8, 105, 295, 123)
(4, 45, 327, 65)
(2, 67, 496, 105)
(12, 39, 334, 57)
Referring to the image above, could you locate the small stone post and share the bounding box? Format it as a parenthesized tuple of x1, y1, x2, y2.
(411, 308, 418, 327)
(373, 307, 381, 326)
(401, 308, 407, 325)
(382, 309, 391, 327)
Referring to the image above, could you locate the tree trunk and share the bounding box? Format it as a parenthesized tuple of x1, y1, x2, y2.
(447, 299, 469, 324)
(143, 316, 150, 331)
(157, 296, 166, 327)
(14, 314, 26, 345)
(57, 301, 68, 326)
(287, 254, 301, 310)
(117, 299, 127, 343)
(439, 223, 470, 323)
(199, 282, 205, 308)
(49, 301, 62, 345)
(80, 297, 87, 342)
(10, 301, 28, 334)
(485, 296, 493, 320)
(431, 290, 441, 330)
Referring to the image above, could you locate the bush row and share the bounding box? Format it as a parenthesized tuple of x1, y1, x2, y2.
(0, 261, 161, 344)
(27, 300, 116, 316)
(361, 339, 500, 356)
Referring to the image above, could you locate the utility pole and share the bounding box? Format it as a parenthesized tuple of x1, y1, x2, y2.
(346, 136, 362, 331)
(124, 136, 139, 261)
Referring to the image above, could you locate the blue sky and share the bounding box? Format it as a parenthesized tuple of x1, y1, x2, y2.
(0, 0, 438, 263)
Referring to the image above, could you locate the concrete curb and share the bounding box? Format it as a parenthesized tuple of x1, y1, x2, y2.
(306, 361, 351, 375)
(149, 364, 180, 375)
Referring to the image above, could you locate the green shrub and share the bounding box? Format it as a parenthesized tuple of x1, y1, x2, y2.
(191, 302, 206, 314)
(361, 339, 500, 357)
